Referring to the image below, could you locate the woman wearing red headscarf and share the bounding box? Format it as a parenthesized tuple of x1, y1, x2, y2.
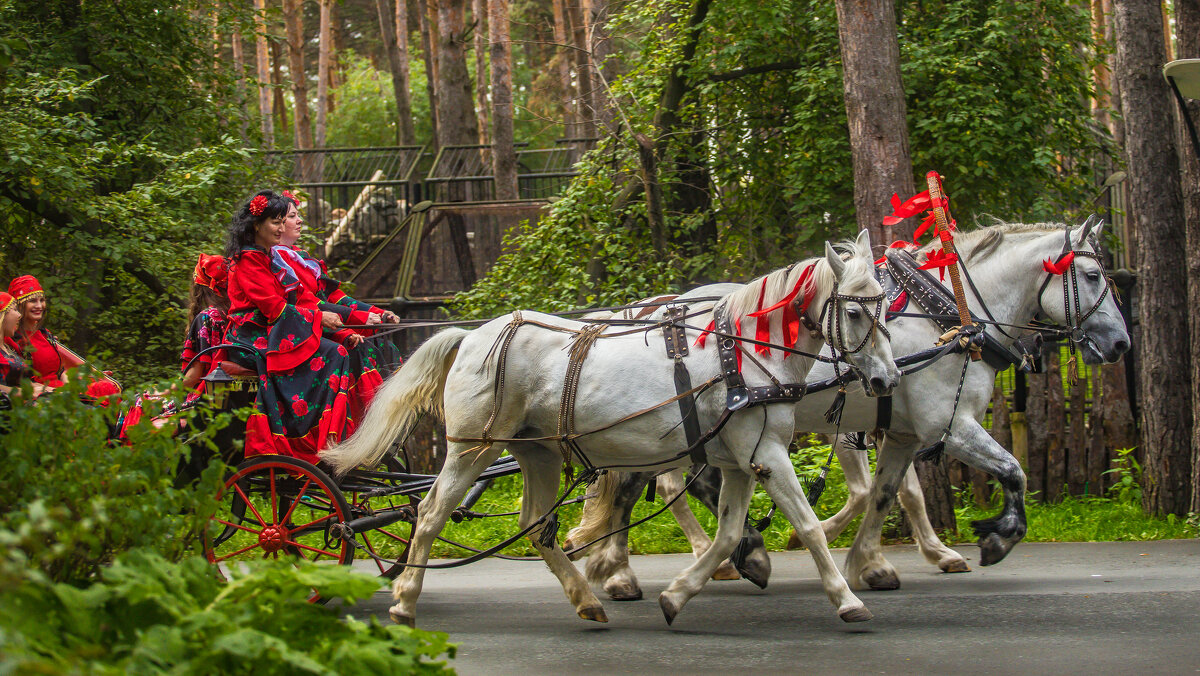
(181, 254, 231, 389)
(0, 291, 46, 403)
(7, 275, 73, 389)
(224, 189, 366, 463)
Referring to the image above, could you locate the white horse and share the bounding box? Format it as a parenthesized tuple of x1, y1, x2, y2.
(569, 220, 1130, 597)
(322, 231, 901, 626)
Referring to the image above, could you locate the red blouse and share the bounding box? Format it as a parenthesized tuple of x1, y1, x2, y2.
(227, 249, 326, 372)
(15, 329, 66, 387)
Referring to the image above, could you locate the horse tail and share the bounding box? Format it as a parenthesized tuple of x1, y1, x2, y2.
(321, 328, 470, 476)
(564, 469, 623, 556)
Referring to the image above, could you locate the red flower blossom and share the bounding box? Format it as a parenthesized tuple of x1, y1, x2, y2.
(279, 339, 294, 351)
(253, 337, 268, 350)
(291, 395, 309, 416)
(340, 375, 350, 390)
(328, 373, 340, 389)
(337, 345, 348, 356)
(310, 356, 325, 371)
(249, 194, 269, 216)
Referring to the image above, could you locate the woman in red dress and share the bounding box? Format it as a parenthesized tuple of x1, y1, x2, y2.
(180, 254, 231, 390)
(269, 191, 400, 418)
(1, 291, 45, 404)
(223, 190, 366, 463)
(7, 275, 69, 389)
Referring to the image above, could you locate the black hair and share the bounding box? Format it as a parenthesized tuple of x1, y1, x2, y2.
(223, 190, 294, 259)
(185, 282, 230, 334)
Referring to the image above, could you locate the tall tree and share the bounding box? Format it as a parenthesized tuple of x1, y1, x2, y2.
(315, 0, 333, 148)
(269, 39, 289, 140)
(551, 0, 577, 137)
(435, 0, 479, 148)
(254, 0, 274, 142)
(473, 0, 490, 144)
(834, 0, 916, 247)
(395, 0, 417, 144)
(420, 0, 441, 146)
(1113, 0, 1192, 515)
(376, 0, 417, 145)
(231, 26, 251, 141)
(1175, 0, 1200, 512)
(282, 0, 314, 176)
(490, 0, 517, 199)
(566, 0, 597, 137)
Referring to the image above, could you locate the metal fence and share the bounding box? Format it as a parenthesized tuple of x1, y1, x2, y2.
(423, 138, 596, 202)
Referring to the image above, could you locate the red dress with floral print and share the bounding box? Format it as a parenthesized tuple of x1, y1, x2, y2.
(224, 246, 361, 464)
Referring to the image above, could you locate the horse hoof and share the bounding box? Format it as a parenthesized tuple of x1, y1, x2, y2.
(863, 568, 900, 591)
(735, 555, 771, 590)
(712, 561, 741, 581)
(941, 559, 971, 573)
(785, 530, 804, 550)
(978, 533, 1011, 566)
(389, 606, 416, 627)
(659, 594, 681, 626)
(577, 605, 609, 623)
(839, 606, 873, 623)
(604, 578, 643, 600)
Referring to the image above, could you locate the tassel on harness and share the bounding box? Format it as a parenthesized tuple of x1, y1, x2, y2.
(823, 388, 847, 425)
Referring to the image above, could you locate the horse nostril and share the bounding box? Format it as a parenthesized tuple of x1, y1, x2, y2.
(870, 376, 887, 393)
(1114, 339, 1129, 354)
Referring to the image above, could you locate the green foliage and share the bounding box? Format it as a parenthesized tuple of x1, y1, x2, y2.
(0, 377, 227, 585)
(0, 549, 455, 675)
(0, 0, 282, 387)
(1103, 447, 1142, 504)
(456, 0, 1107, 316)
(327, 52, 433, 148)
(957, 495, 1199, 543)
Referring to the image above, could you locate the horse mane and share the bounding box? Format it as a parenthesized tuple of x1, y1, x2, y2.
(719, 237, 874, 338)
(910, 220, 1069, 263)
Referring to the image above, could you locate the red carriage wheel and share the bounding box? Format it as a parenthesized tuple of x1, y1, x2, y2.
(203, 455, 354, 602)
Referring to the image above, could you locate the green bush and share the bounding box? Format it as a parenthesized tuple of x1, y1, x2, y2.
(0, 377, 227, 586)
(0, 549, 455, 675)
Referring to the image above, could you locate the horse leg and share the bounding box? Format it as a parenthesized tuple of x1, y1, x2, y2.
(895, 463, 971, 573)
(512, 444, 608, 622)
(788, 434, 872, 549)
(753, 448, 871, 622)
(843, 436, 913, 591)
(657, 468, 738, 581)
(581, 471, 650, 601)
(946, 421, 1027, 566)
(658, 468, 755, 625)
(390, 443, 505, 626)
(686, 463, 770, 587)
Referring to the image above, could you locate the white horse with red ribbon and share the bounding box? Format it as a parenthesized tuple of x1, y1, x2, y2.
(322, 230, 901, 627)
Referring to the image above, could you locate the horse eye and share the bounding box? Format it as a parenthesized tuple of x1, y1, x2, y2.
(1086, 271, 1100, 282)
(846, 307, 862, 320)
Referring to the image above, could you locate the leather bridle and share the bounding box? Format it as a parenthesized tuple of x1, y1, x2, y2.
(1035, 215, 1114, 348)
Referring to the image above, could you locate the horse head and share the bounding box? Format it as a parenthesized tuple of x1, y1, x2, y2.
(1038, 218, 1130, 364)
(819, 229, 901, 396)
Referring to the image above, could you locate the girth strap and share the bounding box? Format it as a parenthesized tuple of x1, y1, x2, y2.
(663, 306, 708, 464)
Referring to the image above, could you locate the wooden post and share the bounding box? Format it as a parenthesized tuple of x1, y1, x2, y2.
(925, 172, 980, 361)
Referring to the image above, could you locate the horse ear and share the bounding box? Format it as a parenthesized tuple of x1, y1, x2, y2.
(1074, 216, 1105, 247)
(825, 241, 846, 280)
(854, 228, 873, 260)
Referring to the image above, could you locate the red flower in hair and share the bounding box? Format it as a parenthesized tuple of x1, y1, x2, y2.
(282, 190, 298, 204)
(249, 195, 269, 216)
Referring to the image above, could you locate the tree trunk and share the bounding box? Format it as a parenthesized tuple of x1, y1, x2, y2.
(376, 0, 417, 146)
(551, 0, 577, 137)
(1176, 0, 1200, 514)
(1101, 359, 1136, 488)
(232, 26, 251, 141)
(473, 0, 489, 144)
(834, 0, 916, 247)
(270, 38, 289, 142)
(1045, 348, 1066, 501)
(396, 0, 417, 144)
(582, 0, 615, 135)
(489, 0, 517, 200)
(254, 0, 274, 142)
(1113, 0, 1192, 515)
(283, 0, 314, 179)
(566, 0, 597, 137)
(316, 0, 332, 148)
(435, 0, 480, 149)
(421, 0, 441, 147)
(913, 457, 958, 534)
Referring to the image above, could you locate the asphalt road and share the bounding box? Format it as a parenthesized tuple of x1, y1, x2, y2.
(348, 540, 1200, 675)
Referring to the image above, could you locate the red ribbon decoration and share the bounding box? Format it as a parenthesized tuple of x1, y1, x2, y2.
(754, 277, 771, 356)
(920, 248, 959, 281)
(875, 240, 910, 265)
(883, 191, 932, 226)
(1043, 251, 1075, 275)
(883, 178, 956, 247)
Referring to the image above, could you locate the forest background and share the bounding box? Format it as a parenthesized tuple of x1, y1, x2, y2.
(0, 0, 1198, 522)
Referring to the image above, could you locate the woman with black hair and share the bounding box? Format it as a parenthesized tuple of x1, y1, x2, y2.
(223, 189, 364, 463)
(180, 254, 231, 390)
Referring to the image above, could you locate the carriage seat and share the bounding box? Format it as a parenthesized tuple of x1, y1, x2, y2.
(219, 361, 258, 378)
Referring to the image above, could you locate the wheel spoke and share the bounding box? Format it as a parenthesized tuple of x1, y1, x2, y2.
(214, 540, 265, 563)
(286, 539, 343, 560)
(211, 517, 267, 536)
(361, 532, 385, 574)
(270, 469, 279, 523)
(374, 527, 411, 545)
(279, 477, 314, 526)
(290, 513, 336, 533)
(233, 481, 269, 527)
